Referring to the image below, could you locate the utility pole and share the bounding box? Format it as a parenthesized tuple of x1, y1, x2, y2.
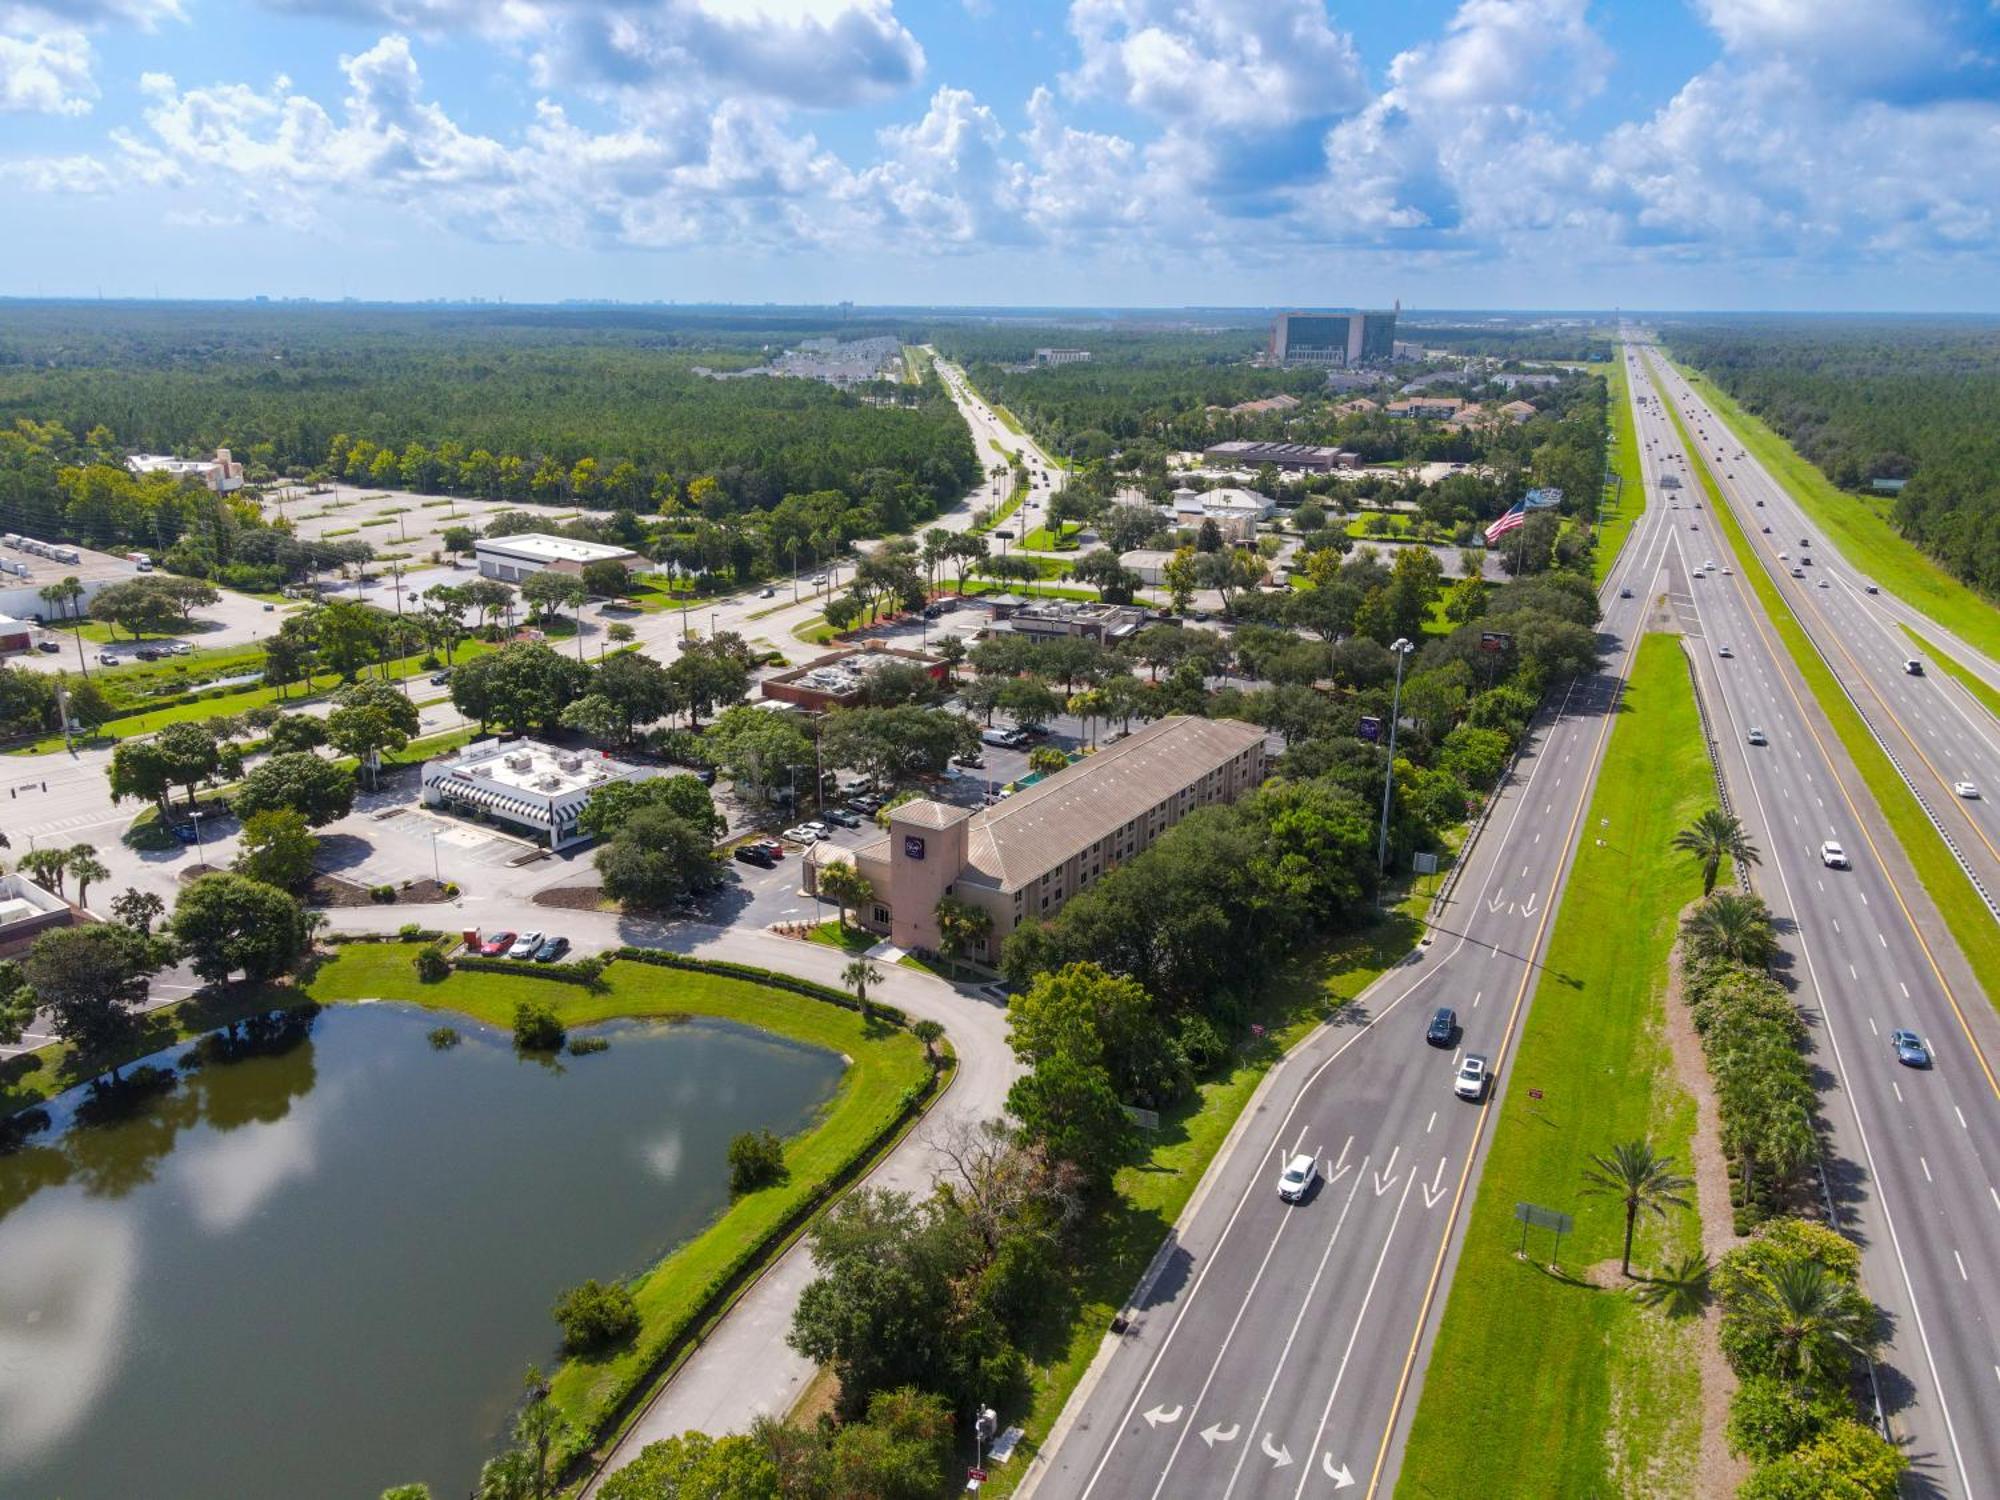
(1376, 637, 1414, 878)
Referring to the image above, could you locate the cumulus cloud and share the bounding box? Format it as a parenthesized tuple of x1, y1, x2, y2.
(0, 25, 92, 112)
(258, 0, 925, 109)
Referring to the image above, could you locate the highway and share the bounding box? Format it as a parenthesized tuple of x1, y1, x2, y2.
(1022, 413, 1683, 1499)
(1631, 351, 2000, 1498)
(1643, 349, 2000, 914)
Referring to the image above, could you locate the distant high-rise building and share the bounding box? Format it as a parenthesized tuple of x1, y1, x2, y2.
(1269, 304, 1398, 367)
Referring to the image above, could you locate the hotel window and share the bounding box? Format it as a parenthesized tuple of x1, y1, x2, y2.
(872, 906, 890, 924)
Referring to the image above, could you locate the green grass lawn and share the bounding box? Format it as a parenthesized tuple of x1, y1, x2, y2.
(1397, 632, 1710, 1499)
(1595, 357, 1648, 585)
(1659, 385, 2000, 1009)
(1021, 522, 1083, 552)
(1670, 360, 2000, 662)
(1901, 625, 2000, 720)
(978, 882, 1435, 1497)
(806, 919, 876, 955)
(300, 943, 931, 1448)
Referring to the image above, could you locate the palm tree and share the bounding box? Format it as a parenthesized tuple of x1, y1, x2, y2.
(1672, 808, 1759, 895)
(17, 845, 71, 897)
(1735, 1259, 1875, 1387)
(1683, 890, 1778, 966)
(1067, 688, 1106, 749)
(1580, 1139, 1693, 1277)
(38, 575, 89, 678)
(67, 848, 109, 911)
(842, 958, 882, 1014)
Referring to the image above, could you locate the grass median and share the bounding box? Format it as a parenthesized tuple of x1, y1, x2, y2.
(978, 879, 1437, 1497)
(1668, 359, 2000, 663)
(1659, 384, 2000, 1006)
(1595, 357, 1647, 585)
(302, 942, 932, 1448)
(1398, 631, 1710, 1499)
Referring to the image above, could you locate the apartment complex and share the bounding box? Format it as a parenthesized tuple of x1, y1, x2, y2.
(814, 716, 1268, 962)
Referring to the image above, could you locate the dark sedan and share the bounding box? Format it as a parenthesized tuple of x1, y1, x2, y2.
(533, 935, 571, 964)
(1426, 1007, 1457, 1047)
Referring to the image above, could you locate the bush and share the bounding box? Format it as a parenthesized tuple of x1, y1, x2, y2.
(426, 1026, 460, 1050)
(513, 999, 566, 1052)
(553, 1278, 640, 1352)
(728, 1128, 788, 1193)
(1726, 1376, 1852, 1463)
(369, 883, 398, 903)
(397, 922, 425, 940)
(414, 947, 451, 984)
(1738, 1419, 1906, 1500)
(442, 881, 460, 897)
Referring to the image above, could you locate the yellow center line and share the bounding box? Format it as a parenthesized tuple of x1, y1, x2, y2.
(1655, 361, 2000, 1107)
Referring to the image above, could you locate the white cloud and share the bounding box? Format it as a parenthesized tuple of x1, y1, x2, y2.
(258, 0, 925, 109)
(0, 25, 92, 113)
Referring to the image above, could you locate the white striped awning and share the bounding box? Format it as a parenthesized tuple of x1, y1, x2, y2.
(437, 775, 551, 826)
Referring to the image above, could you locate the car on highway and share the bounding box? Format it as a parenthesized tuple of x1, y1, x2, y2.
(1755, 498, 1763, 506)
(508, 931, 545, 960)
(1778, 550, 1788, 559)
(1717, 644, 1733, 658)
(1277, 1153, 1319, 1203)
(533, 935, 570, 964)
(1890, 1029, 1932, 1069)
(478, 931, 518, 957)
(1618, 586, 1633, 599)
(1819, 841, 1850, 869)
(1956, 781, 1980, 799)
(1800, 537, 1812, 548)
(1818, 578, 1830, 588)
(1904, 659, 1925, 676)
(1762, 525, 1772, 533)
(1747, 726, 1768, 745)
(1426, 1007, 1457, 1047)
(782, 824, 824, 844)
(1864, 584, 1879, 594)
(734, 843, 776, 868)
(1454, 1054, 1491, 1101)
(1689, 523, 1700, 530)
(1790, 567, 1805, 578)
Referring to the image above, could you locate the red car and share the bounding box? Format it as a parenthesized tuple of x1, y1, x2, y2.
(478, 931, 517, 957)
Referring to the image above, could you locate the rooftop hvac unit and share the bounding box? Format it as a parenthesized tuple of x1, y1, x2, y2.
(556, 754, 582, 773)
(505, 752, 532, 772)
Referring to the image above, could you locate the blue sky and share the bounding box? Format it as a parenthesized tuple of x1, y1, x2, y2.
(2, 0, 1997, 309)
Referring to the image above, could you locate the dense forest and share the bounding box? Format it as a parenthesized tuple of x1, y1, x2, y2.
(1662, 317, 2000, 592)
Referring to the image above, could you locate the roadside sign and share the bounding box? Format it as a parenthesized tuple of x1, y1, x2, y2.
(969, 1470, 988, 1483)
(1359, 715, 1382, 742)
(1413, 851, 1439, 875)
(1479, 630, 1513, 654)
(1527, 1088, 1543, 1100)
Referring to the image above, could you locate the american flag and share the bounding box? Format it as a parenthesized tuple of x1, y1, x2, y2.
(1484, 503, 1527, 544)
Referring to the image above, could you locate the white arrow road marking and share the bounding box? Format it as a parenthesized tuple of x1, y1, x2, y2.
(1372, 1145, 1401, 1197)
(1324, 1455, 1356, 1489)
(1521, 891, 1540, 917)
(1487, 890, 1507, 913)
(1325, 1133, 1355, 1186)
(1200, 1423, 1239, 1448)
(1261, 1433, 1293, 1469)
(1423, 1156, 1449, 1209)
(1142, 1405, 1182, 1428)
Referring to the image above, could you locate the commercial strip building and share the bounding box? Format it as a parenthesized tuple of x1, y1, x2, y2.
(1268, 308, 1397, 367)
(126, 447, 245, 493)
(1384, 397, 1465, 420)
(473, 533, 640, 584)
(761, 644, 947, 712)
(812, 716, 1269, 963)
(1201, 440, 1359, 472)
(0, 535, 141, 622)
(984, 597, 1152, 645)
(420, 738, 657, 851)
(1170, 485, 1276, 540)
(1034, 347, 1092, 365)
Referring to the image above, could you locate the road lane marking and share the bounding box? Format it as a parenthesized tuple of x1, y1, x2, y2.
(1922, 1157, 1933, 1183)
(1955, 1251, 1968, 1282)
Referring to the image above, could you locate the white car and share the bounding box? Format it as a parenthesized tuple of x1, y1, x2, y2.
(802, 820, 833, 838)
(1818, 578, 1830, 588)
(1747, 726, 1768, 746)
(1956, 781, 1980, 800)
(1454, 1054, 1491, 1101)
(1820, 841, 1850, 870)
(782, 825, 823, 844)
(1277, 1153, 1318, 1203)
(1722, 567, 1734, 575)
(507, 931, 545, 960)
(1716, 644, 1733, 658)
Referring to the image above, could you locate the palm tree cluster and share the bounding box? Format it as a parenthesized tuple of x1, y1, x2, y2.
(1682, 889, 1779, 968)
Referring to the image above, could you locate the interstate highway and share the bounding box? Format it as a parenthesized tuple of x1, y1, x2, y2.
(1022, 427, 1682, 1499)
(1643, 347, 2000, 913)
(1634, 352, 2000, 1497)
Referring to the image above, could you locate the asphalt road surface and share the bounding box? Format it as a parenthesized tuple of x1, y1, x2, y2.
(1022, 437, 1682, 1500)
(1632, 349, 2000, 1499)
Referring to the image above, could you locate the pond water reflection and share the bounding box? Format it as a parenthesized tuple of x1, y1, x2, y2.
(0, 1001, 843, 1499)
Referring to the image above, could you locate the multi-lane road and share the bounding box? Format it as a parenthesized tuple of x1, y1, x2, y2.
(1631, 347, 2000, 1498)
(1022, 410, 1684, 1500)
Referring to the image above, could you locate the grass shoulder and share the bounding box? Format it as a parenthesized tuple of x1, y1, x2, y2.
(1398, 631, 1711, 1499)
(1670, 359, 2000, 662)
(1659, 383, 2000, 1008)
(1595, 357, 1647, 585)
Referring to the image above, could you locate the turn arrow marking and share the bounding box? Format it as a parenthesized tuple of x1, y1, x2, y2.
(1199, 1422, 1239, 1448)
(1141, 1404, 1181, 1428)
(1423, 1156, 1449, 1209)
(1521, 891, 1541, 917)
(1324, 1454, 1356, 1489)
(1261, 1432, 1293, 1468)
(1486, 890, 1507, 913)
(1372, 1145, 1401, 1198)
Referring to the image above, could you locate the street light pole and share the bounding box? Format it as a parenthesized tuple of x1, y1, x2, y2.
(1376, 637, 1414, 877)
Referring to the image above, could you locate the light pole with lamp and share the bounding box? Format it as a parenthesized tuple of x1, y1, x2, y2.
(1376, 636, 1415, 879)
(188, 806, 210, 873)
